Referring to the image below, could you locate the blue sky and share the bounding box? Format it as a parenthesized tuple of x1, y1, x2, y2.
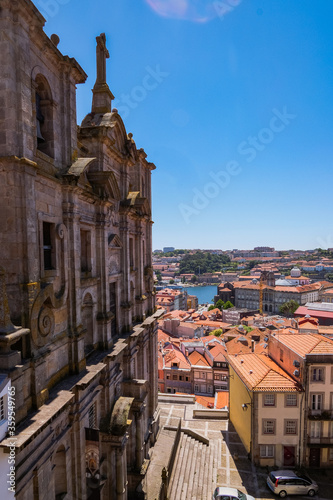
(40, 0, 333, 251)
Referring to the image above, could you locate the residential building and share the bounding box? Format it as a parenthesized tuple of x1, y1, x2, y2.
(295, 302, 333, 326)
(227, 353, 302, 467)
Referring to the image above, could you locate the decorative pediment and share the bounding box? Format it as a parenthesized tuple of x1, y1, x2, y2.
(63, 158, 96, 187)
(87, 171, 121, 201)
(108, 234, 122, 249)
(120, 191, 151, 217)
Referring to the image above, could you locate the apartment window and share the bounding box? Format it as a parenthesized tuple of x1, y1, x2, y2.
(310, 421, 321, 438)
(285, 394, 298, 407)
(194, 385, 199, 392)
(214, 374, 220, 380)
(0, 396, 5, 422)
(43, 222, 55, 270)
(263, 394, 276, 407)
(263, 419, 276, 435)
(88, 403, 96, 429)
(311, 393, 323, 410)
(172, 375, 177, 380)
(215, 362, 221, 367)
(260, 445, 274, 458)
(172, 362, 178, 368)
(166, 375, 170, 380)
(311, 367, 325, 382)
(80, 230, 92, 273)
(185, 376, 189, 382)
(285, 419, 298, 435)
(179, 376, 184, 381)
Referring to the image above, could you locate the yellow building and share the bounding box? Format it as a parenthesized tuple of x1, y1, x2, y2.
(227, 353, 302, 467)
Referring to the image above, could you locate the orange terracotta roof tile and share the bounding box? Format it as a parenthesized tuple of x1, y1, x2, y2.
(227, 353, 300, 392)
(188, 351, 210, 367)
(215, 391, 229, 409)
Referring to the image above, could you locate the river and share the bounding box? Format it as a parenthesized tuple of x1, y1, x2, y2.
(182, 285, 217, 306)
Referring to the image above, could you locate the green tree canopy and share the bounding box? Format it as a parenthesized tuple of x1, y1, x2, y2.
(179, 251, 231, 274)
(215, 299, 225, 311)
(191, 275, 197, 283)
(223, 301, 234, 309)
(211, 328, 223, 337)
(279, 300, 299, 316)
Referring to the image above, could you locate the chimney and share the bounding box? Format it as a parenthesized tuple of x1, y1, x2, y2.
(251, 339, 255, 352)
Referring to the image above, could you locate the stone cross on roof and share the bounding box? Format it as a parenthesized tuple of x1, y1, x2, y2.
(92, 33, 114, 114)
(96, 33, 109, 85)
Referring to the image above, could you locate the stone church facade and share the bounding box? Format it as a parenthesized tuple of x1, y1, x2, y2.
(0, 1, 161, 498)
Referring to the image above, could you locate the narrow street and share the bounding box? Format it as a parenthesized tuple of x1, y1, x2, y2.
(158, 402, 332, 500)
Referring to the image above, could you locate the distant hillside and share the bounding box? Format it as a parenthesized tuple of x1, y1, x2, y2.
(179, 251, 231, 274)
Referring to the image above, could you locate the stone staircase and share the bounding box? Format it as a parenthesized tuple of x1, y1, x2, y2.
(168, 431, 220, 500)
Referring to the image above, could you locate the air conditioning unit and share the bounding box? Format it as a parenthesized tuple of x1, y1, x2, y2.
(293, 369, 300, 377)
(293, 360, 300, 367)
(264, 336, 269, 342)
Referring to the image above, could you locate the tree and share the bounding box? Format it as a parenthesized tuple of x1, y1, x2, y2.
(191, 275, 197, 283)
(279, 300, 299, 316)
(208, 305, 215, 311)
(169, 279, 175, 284)
(215, 299, 224, 311)
(223, 301, 234, 309)
(155, 270, 162, 282)
(325, 273, 333, 283)
(211, 328, 223, 337)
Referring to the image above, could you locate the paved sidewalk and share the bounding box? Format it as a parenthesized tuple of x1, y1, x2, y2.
(159, 402, 331, 500)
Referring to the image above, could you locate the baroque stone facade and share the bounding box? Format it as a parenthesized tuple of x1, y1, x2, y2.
(0, 1, 161, 498)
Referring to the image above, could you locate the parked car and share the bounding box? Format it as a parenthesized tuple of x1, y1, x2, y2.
(212, 487, 255, 500)
(267, 470, 318, 498)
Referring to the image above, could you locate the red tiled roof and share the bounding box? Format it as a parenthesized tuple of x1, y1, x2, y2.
(215, 391, 229, 409)
(188, 351, 210, 367)
(227, 353, 300, 392)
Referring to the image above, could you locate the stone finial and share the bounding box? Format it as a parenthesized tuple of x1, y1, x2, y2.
(0, 267, 16, 334)
(92, 33, 114, 114)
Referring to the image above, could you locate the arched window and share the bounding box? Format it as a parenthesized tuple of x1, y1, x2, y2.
(34, 74, 55, 158)
(54, 445, 67, 499)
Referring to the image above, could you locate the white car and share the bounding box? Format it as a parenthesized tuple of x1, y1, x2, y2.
(212, 487, 255, 500)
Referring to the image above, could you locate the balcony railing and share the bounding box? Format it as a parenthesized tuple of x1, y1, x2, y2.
(308, 409, 333, 420)
(307, 435, 333, 445)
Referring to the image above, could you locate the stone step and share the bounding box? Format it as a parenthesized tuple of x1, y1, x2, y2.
(169, 433, 187, 499)
(182, 435, 196, 497)
(186, 439, 199, 499)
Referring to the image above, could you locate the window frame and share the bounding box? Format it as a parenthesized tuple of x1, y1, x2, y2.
(262, 419, 276, 435)
(260, 444, 275, 458)
(263, 393, 276, 407)
(285, 393, 298, 407)
(284, 419, 298, 435)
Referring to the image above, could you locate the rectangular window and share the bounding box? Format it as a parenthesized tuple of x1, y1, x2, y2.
(264, 394, 275, 407)
(80, 229, 92, 273)
(310, 421, 321, 438)
(166, 375, 170, 380)
(312, 394, 323, 410)
(214, 374, 220, 380)
(172, 362, 178, 367)
(263, 419, 276, 434)
(43, 221, 55, 270)
(179, 376, 184, 381)
(194, 385, 199, 392)
(285, 419, 297, 435)
(260, 445, 274, 458)
(280, 349, 284, 362)
(129, 238, 134, 268)
(172, 375, 177, 380)
(311, 367, 324, 382)
(88, 403, 96, 429)
(285, 394, 297, 407)
(185, 376, 189, 382)
(0, 396, 5, 421)
(330, 448, 333, 461)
